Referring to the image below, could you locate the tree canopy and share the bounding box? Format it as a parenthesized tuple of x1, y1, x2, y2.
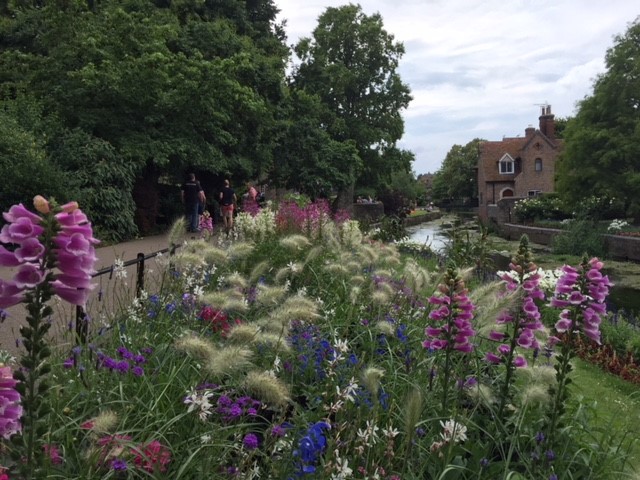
(0, 0, 418, 239)
(431, 138, 482, 205)
(555, 18, 640, 220)
(290, 3, 412, 197)
(0, 0, 289, 239)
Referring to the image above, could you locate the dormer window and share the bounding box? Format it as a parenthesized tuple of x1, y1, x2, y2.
(499, 154, 515, 174)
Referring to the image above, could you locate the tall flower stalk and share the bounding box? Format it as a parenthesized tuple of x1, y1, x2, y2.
(423, 265, 476, 413)
(0, 197, 98, 477)
(546, 256, 611, 447)
(487, 236, 546, 420)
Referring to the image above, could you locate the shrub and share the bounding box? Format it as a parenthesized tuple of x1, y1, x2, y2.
(552, 219, 606, 257)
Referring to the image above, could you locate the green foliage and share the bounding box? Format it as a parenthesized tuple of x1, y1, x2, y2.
(556, 19, 640, 220)
(432, 138, 483, 205)
(291, 4, 412, 195)
(0, 0, 289, 239)
(369, 215, 407, 242)
(0, 102, 66, 214)
(552, 219, 606, 259)
(49, 129, 138, 242)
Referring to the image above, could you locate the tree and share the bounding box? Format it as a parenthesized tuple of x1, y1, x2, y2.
(555, 18, 640, 220)
(431, 138, 483, 205)
(272, 89, 360, 200)
(290, 3, 412, 206)
(0, 0, 289, 239)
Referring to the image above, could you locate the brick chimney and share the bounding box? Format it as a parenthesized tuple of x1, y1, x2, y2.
(525, 125, 535, 138)
(538, 104, 555, 139)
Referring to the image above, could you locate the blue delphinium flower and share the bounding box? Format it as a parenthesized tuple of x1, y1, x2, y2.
(292, 421, 331, 475)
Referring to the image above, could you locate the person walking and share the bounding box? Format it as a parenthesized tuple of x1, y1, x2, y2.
(181, 173, 205, 233)
(219, 179, 237, 235)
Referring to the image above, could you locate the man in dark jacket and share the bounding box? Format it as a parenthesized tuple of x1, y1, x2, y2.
(181, 173, 205, 233)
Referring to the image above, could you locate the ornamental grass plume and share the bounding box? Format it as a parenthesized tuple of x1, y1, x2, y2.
(174, 335, 217, 361)
(80, 410, 119, 435)
(225, 242, 255, 261)
(242, 370, 290, 407)
(203, 346, 254, 378)
(361, 367, 385, 402)
(254, 284, 289, 307)
(248, 260, 270, 283)
(279, 234, 312, 251)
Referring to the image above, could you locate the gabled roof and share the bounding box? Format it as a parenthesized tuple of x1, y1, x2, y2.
(479, 137, 525, 182)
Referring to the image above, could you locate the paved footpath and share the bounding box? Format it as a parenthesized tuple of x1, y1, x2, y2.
(1, 232, 181, 357)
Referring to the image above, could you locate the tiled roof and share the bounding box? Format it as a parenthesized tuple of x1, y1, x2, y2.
(479, 137, 526, 182)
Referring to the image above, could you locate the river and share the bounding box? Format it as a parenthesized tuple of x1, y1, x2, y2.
(405, 217, 450, 252)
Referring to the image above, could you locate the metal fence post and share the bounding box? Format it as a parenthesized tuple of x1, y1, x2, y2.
(136, 252, 145, 297)
(75, 305, 88, 344)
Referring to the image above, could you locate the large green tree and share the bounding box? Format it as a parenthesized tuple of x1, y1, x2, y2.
(555, 18, 640, 220)
(431, 138, 482, 205)
(0, 0, 288, 239)
(290, 3, 412, 207)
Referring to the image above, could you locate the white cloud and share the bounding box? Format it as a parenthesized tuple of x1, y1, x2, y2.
(276, 0, 639, 173)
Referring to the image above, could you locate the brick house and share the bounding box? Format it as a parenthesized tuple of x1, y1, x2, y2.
(477, 105, 563, 221)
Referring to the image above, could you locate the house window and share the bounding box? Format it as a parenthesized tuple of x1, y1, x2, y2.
(528, 190, 541, 197)
(499, 159, 514, 174)
(535, 158, 542, 171)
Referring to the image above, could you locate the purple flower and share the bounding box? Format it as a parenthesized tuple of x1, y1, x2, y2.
(132, 366, 144, 377)
(271, 424, 287, 437)
(549, 257, 612, 344)
(242, 433, 259, 450)
(110, 458, 128, 471)
(0, 366, 22, 439)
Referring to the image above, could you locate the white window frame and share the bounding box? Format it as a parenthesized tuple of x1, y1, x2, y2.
(499, 154, 515, 174)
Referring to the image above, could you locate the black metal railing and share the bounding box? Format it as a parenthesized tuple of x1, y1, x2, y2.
(75, 246, 175, 344)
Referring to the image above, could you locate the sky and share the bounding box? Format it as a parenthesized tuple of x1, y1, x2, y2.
(275, 0, 639, 175)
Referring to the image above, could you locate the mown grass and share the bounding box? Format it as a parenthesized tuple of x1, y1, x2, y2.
(572, 358, 640, 475)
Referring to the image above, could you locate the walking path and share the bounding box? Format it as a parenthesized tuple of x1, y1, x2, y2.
(1, 231, 182, 357)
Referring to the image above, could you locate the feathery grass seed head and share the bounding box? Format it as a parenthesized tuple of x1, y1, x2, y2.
(243, 370, 290, 407)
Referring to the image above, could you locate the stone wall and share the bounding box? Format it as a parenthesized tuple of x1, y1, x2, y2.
(499, 223, 640, 261)
(352, 202, 385, 223)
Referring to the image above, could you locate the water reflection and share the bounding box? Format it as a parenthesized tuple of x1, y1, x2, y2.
(406, 220, 449, 252)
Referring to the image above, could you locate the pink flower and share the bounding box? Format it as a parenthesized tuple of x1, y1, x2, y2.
(13, 264, 45, 289)
(549, 257, 611, 345)
(0, 366, 22, 439)
(132, 440, 171, 473)
(43, 444, 63, 464)
(0, 217, 43, 244)
(0, 280, 24, 309)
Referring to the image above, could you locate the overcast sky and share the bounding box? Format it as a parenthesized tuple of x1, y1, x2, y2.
(275, 1, 639, 174)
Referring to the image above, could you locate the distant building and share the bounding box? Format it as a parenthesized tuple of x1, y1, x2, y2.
(477, 105, 563, 221)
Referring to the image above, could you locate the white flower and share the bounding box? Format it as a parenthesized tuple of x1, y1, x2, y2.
(287, 261, 301, 273)
(184, 389, 215, 422)
(330, 449, 353, 479)
(440, 419, 467, 444)
(333, 338, 349, 353)
(357, 420, 380, 446)
(113, 258, 127, 280)
(200, 433, 212, 444)
(382, 424, 400, 439)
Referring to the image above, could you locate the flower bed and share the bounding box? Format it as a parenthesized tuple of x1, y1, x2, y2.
(0, 198, 636, 479)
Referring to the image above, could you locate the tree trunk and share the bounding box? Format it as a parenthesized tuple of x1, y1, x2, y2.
(332, 183, 354, 215)
(132, 164, 160, 235)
